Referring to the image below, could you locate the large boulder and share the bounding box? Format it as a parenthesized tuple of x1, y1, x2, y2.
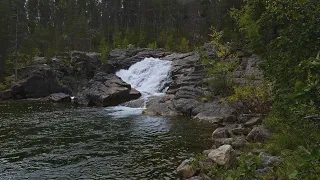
(75, 73, 141, 106)
(247, 125, 272, 142)
(177, 158, 198, 178)
(208, 145, 237, 167)
(11, 68, 71, 99)
(143, 95, 181, 116)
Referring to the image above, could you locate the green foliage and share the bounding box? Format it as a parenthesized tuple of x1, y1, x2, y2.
(164, 34, 175, 51)
(178, 38, 190, 53)
(200, 28, 239, 97)
(205, 153, 262, 180)
(0, 76, 12, 91)
(224, 84, 272, 114)
(113, 30, 125, 49)
(147, 42, 158, 49)
(99, 39, 110, 65)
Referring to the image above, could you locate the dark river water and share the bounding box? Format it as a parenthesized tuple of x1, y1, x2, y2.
(0, 101, 215, 180)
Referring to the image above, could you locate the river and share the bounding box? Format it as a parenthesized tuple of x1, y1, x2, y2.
(0, 101, 214, 179)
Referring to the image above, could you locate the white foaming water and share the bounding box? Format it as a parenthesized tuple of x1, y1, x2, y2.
(105, 57, 172, 118)
(116, 57, 172, 96)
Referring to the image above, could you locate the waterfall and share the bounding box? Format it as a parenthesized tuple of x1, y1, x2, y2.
(106, 57, 172, 118)
(116, 57, 172, 96)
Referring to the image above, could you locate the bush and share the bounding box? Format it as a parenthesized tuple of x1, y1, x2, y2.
(99, 39, 110, 65)
(0, 76, 12, 91)
(224, 84, 272, 114)
(178, 38, 190, 52)
(147, 42, 157, 49)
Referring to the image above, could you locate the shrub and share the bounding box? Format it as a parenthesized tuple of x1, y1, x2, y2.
(147, 42, 157, 49)
(224, 84, 273, 114)
(178, 38, 190, 53)
(99, 39, 110, 65)
(0, 76, 12, 91)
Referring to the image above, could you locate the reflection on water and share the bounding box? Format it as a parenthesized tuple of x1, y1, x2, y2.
(0, 101, 215, 179)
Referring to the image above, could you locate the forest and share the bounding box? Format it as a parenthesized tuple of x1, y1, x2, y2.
(0, 0, 319, 179)
(0, 0, 243, 81)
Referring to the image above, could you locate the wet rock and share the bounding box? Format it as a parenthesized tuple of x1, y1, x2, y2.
(101, 48, 167, 74)
(177, 158, 198, 178)
(44, 93, 71, 102)
(208, 145, 236, 166)
(247, 125, 272, 142)
(244, 117, 262, 127)
(143, 95, 180, 116)
(212, 127, 230, 139)
(75, 73, 141, 106)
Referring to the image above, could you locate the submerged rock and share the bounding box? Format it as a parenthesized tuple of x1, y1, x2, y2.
(75, 73, 141, 106)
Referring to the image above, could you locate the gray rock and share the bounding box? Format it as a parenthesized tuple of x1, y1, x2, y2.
(244, 117, 262, 127)
(177, 158, 198, 178)
(143, 95, 180, 116)
(212, 127, 230, 139)
(202, 149, 213, 156)
(186, 176, 204, 180)
(43, 93, 71, 102)
(214, 138, 234, 147)
(231, 125, 250, 136)
(238, 114, 260, 123)
(208, 145, 236, 166)
(231, 136, 249, 149)
(101, 48, 167, 74)
(255, 167, 273, 176)
(75, 73, 141, 106)
(259, 153, 281, 167)
(247, 125, 272, 142)
(11, 68, 71, 99)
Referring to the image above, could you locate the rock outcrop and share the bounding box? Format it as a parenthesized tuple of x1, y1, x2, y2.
(75, 73, 141, 106)
(101, 48, 168, 73)
(11, 67, 71, 99)
(43, 93, 71, 102)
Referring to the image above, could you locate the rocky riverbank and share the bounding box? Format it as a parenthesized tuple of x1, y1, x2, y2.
(0, 45, 276, 179)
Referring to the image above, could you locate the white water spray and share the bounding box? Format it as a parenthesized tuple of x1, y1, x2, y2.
(106, 57, 172, 118)
(116, 57, 172, 96)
